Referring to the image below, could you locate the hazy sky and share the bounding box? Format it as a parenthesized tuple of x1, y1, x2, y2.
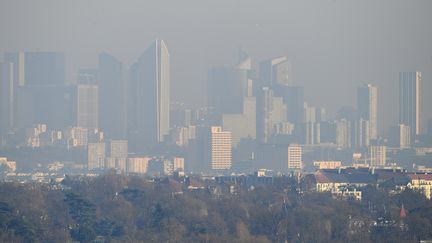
(1, 0, 432, 134)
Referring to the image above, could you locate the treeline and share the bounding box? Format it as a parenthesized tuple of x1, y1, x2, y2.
(0, 173, 432, 242)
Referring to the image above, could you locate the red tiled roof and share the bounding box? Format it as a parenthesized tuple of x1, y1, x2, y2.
(314, 171, 331, 183)
(407, 173, 432, 181)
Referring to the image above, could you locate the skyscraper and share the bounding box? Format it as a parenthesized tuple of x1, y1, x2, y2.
(26, 52, 65, 85)
(88, 142, 106, 170)
(287, 144, 302, 170)
(0, 62, 14, 140)
(77, 84, 98, 129)
(369, 145, 386, 168)
(357, 84, 378, 139)
(5, 52, 65, 86)
(275, 85, 304, 125)
(204, 126, 232, 171)
(207, 56, 251, 115)
(256, 87, 287, 143)
(128, 40, 170, 149)
(399, 71, 421, 136)
(258, 56, 293, 89)
(98, 53, 125, 139)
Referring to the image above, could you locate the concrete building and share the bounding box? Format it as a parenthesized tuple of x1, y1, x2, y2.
(369, 145, 387, 168)
(127, 157, 151, 174)
(288, 144, 302, 170)
(88, 142, 106, 170)
(258, 56, 293, 88)
(173, 157, 185, 172)
(109, 140, 128, 159)
(0, 62, 14, 142)
(357, 84, 378, 139)
(204, 126, 232, 171)
(77, 84, 98, 129)
(98, 53, 126, 139)
(128, 40, 170, 149)
(398, 124, 411, 149)
(399, 71, 421, 136)
(256, 87, 287, 143)
(222, 96, 256, 147)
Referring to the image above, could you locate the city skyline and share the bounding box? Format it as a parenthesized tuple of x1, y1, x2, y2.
(1, 0, 431, 133)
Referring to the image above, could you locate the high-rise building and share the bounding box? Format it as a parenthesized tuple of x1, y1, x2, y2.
(25, 52, 65, 85)
(256, 87, 287, 143)
(173, 157, 185, 172)
(350, 119, 370, 148)
(399, 71, 421, 136)
(88, 142, 106, 170)
(258, 56, 292, 88)
(222, 96, 256, 147)
(336, 119, 351, 148)
(15, 85, 75, 129)
(288, 144, 302, 170)
(207, 56, 251, 115)
(369, 145, 386, 168)
(0, 62, 14, 140)
(5, 51, 65, 86)
(109, 140, 128, 159)
(77, 84, 98, 129)
(98, 53, 126, 139)
(127, 157, 151, 174)
(275, 86, 304, 125)
(399, 124, 411, 149)
(204, 126, 232, 171)
(128, 40, 170, 149)
(4, 52, 25, 86)
(5, 52, 64, 86)
(357, 84, 378, 139)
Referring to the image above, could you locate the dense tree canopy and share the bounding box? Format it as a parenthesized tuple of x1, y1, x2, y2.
(0, 173, 431, 242)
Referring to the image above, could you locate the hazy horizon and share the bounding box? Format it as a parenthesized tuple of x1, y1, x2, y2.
(1, 0, 432, 135)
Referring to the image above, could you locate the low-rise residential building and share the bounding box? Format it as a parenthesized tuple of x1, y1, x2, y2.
(407, 173, 432, 199)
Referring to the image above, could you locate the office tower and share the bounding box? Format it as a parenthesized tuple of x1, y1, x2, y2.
(26, 52, 65, 85)
(399, 124, 411, 149)
(77, 69, 98, 84)
(77, 84, 98, 129)
(128, 40, 170, 149)
(336, 119, 351, 148)
(173, 157, 185, 172)
(127, 157, 151, 174)
(369, 145, 386, 167)
(399, 71, 421, 136)
(1, 53, 24, 135)
(207, 56, 251, 115)
(357, 84, 378, 139)
(222, 96, 256, 147)
(0, 62, 14, 140)
(98, 53, 126, 139)
(15, 85, 75, 129)
(4, 52, 25, 86)
(255, 144, 301, 172)
(204, 126, 232, 171)
(109, 140, 128, 158)
(256, 87, 287, 143)
(258, 56, 292, 88)
(304, 122, 320, 145)
(275, 86, 304, 125)
(5, 52, 72, 129)
(287, 144, 302, 170)
(5, 52, 65, 86)
(351, 119, 370, 148)
(88, 142, 106, 170)
(316, 107, 326, 122)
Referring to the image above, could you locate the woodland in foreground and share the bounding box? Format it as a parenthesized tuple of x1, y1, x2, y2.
(0, 173, 432, 242)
